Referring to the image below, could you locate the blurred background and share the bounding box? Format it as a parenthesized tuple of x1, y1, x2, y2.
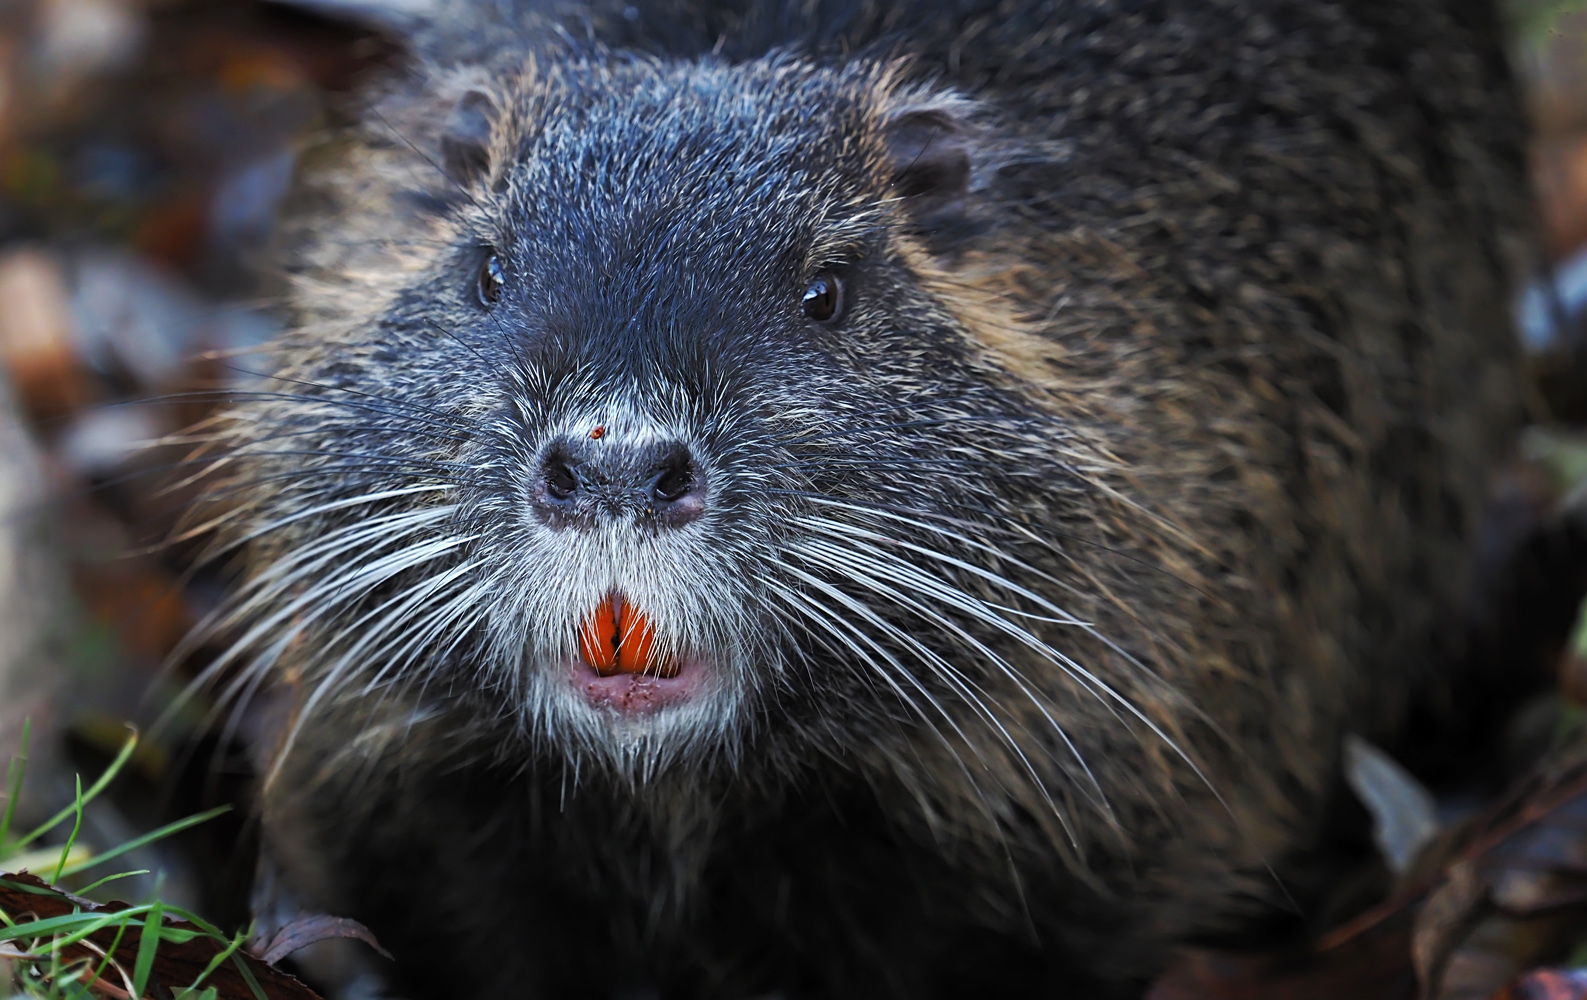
(0, 0, 390, 928)
(0, 1, 1582, 996)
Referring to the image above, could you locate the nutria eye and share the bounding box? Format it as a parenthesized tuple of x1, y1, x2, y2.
(478, 253, 505, 305)
(802, 271, 844, 323)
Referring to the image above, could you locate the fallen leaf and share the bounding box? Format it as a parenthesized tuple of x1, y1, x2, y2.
(1416, 860, 1490, 995)
(252, 914, 390, 967)
(0, 870, 321, 1000)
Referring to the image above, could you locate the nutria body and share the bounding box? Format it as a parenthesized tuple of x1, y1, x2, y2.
(209, 0, 1532, 995)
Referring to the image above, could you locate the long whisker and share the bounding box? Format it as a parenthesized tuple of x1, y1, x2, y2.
(781, 504, 1257, 860)
(783, 539, 1113, 835)
(767, 567, 1084, 855)
(165, 516, 473, 730)
(756, 580, 1041, 898)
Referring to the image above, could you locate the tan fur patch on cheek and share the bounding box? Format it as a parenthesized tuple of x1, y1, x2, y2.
(894, 234, 1071, 399)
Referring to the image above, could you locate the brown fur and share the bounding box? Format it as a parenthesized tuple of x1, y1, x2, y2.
(201, 0, 1535, 996)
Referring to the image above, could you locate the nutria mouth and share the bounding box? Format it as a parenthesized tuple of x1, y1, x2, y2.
(578, 592, 678, 679)
(571, 654, 709, 715)
(573, 591, 698, 714)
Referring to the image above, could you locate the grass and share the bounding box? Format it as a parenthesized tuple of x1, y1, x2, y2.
(0, 720, 253, 1000)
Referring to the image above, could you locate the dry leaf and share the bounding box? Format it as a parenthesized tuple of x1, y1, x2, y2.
(252, 914, 389, 967)
(0, 871, 322, 1000)
(1415, 860, 1489, 995)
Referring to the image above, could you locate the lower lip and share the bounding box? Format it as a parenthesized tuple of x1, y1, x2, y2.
(572, 655, 708, 715)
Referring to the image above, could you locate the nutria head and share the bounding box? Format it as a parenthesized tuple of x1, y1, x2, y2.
(204, 49, 1135, 803)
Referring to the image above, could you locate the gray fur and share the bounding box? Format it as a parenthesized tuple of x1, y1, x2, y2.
(196, 0, 1533, 995)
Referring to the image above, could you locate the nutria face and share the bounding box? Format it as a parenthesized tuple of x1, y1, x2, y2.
(462, 61, 895, 764)
(217, 54, 1098, 784)
(454, 60, 1059, 768)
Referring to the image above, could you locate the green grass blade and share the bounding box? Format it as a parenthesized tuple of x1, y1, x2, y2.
(152, 927, 203, 945)
(81, 913, 131, 999)
(183, 928, 247, 995)
(49, 911, 148, 952)
(57, 805, 230, 878)
(0, 876, 78, 896)
(76, 869, 150, 895)
(231, 952, 270, 1000)
(0, 907, 150, 943)
(48, 924, 67, 996)
(51, 775, 85, 883)
(15, 729, 138, 850)
(151, 904, 226, 939)
(0, 718, 31, 855)
(132, 899, 164, 1000)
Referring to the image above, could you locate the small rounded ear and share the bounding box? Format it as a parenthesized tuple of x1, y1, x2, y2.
(441, 89, 498, 186)
(884, 110, 972, 218)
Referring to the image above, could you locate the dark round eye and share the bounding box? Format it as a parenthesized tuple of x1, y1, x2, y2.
(478, 252, 506, 305)
(802, 271, 844, 323)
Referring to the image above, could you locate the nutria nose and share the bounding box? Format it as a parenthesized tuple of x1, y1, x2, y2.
(536, 437, 706, 526)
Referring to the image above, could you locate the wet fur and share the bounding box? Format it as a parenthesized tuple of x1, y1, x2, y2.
(203, 0, 1532, 996)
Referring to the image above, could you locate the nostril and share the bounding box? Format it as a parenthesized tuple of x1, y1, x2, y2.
(649, 446, 704, 514)
(544, 459, 579, 501)
(653, 459, 695, 503)
(535, 438, 703, 526)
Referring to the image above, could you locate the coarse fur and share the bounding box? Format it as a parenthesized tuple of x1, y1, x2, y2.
(195, 0, 1533, 996)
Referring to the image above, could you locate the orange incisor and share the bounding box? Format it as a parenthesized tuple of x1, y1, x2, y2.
(579, 594, 679, 678)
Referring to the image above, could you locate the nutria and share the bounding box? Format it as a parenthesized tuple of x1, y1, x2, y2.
(198, 0, 1534, 995)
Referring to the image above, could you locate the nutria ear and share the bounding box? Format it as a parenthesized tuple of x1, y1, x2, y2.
(441, 89, 498, 186)
(884, 110, 972, 218)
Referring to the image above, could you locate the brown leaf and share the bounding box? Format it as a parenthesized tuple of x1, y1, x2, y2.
(1438, 912, 1578, 1000)
(1160, 762, 1587, 1000)
(0, 870, 322, 1000)
(1416, 860, 1491, 996)
(252, 914, 390, 967)
(1317, 762, 1587, 957)
(1433, 771, 1587, 998)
